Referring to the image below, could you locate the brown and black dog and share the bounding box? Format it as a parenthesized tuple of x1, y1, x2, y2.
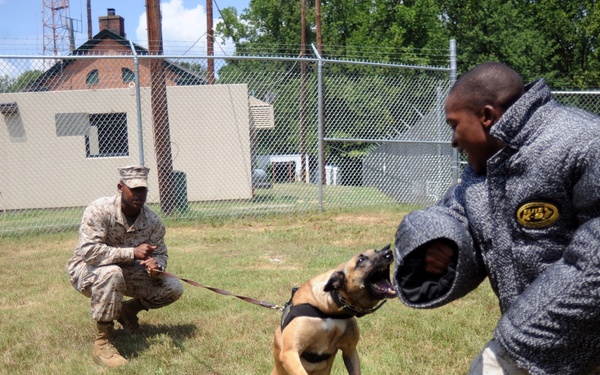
(271, 245, 397, 375)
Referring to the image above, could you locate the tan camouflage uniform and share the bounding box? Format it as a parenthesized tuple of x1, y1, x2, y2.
(67, 195, 183, 322)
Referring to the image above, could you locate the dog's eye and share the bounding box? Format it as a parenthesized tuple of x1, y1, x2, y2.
(357, 255, 367, 265)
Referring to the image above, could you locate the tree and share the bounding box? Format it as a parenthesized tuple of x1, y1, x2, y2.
(215, 0, 451, 185)
(528, 0, 600, 88)
(213, 0, 600, 186)
(0, 70, 43, 93)
(217, 0, 310, 56)
(218, 0, 448, 62)
(321, 0, 448, 62)
(436, 0, 600, 88)
(0, 75, 12, 93)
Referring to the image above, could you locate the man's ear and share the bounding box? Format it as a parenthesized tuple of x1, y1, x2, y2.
(480, 105, 501, 129)
(324, 270, 345, 292)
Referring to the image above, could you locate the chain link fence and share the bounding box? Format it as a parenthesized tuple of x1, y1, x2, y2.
(1, 39, 599, 236)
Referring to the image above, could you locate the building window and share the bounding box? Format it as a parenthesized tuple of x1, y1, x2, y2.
(85, 113, 129, 158)
(122, 68, 135, 83)
(86, 69, 99, 85)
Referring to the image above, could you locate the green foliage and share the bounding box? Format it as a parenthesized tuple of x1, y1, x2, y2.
(176, 61, 208, 75)
(217, 0, 449, 62)
(217, 0, 308, 56)
(437, 0, 600, 87)
(216, 0, 600, 87)
(0, 75, 11, 93)
(0, 70, 43, 93)
(213, 0, 600, 182)
(322, 0, 449, 60)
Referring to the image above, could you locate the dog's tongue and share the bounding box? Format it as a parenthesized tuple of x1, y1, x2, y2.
(374, 279, 397, 298)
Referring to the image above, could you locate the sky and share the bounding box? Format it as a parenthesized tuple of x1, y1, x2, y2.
(0, 0, 249, 55)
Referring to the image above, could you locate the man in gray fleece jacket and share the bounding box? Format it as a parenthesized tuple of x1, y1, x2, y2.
(394, 62, 600, 374)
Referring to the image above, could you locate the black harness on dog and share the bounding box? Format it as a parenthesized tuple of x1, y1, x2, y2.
(280, 302, 354, 330)
(279, 287, 386, 364)
(280, 288, 355, 331)
(280, 287, 388, 330)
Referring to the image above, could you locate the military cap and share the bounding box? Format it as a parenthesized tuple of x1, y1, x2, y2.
(119, 165, 149, 189)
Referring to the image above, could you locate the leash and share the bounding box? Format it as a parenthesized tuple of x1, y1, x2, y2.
(158, 270, 285, 311)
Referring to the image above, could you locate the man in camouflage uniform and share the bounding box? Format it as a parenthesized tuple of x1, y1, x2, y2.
(67, 165, 184, 368)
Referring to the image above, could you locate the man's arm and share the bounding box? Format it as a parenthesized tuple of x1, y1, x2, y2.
(394, 180, 487, 308)
(140, 211, 168, 273)
(77, 200, 135, 266)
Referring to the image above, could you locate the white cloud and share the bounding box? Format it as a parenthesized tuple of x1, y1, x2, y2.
(0, 59, 20, 79)
(135, 0, 234, 56)
(136, 0, 205, 55)
(0, 58, 58, 79)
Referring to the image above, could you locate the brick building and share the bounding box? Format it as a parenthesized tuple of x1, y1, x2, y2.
(25, 8, 204, 92)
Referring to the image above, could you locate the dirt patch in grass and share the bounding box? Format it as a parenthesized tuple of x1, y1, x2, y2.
(331, 212, 404, 227)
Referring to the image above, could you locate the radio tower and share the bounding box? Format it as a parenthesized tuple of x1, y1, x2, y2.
(42, 0, 71, 56)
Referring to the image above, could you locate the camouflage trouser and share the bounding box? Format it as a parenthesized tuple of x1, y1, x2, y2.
(73, 261, 184, 322)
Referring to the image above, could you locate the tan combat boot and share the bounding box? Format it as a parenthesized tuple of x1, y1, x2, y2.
(93, 321, 128, 368)
(117, 298, 146, 334)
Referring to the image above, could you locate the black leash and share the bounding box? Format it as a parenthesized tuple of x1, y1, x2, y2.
(158, 270, 285, 311)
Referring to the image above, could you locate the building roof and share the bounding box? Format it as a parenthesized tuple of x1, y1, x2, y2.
(24, 29, 206, 91)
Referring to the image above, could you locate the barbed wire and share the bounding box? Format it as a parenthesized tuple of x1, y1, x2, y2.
(0, 37, 450, 62)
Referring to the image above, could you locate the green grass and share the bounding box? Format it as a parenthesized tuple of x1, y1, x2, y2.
(0, 207, 499, 374)
(1, 182, 403, 236)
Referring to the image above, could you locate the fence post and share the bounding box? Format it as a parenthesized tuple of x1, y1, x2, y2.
(449, 39, 459, 184)
(129, 41, 145, 167)
(312, 43, 324, 211)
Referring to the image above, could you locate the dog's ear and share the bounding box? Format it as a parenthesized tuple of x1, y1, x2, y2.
(324, 270, 345, 292)
(380, 244, 391, 252)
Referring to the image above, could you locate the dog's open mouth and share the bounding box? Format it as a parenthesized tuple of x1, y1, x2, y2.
(365, 265, 397, 299)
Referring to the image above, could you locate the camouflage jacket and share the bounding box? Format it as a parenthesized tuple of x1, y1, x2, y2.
(394, 79, 600, 374)
(67, 195, 168, 290)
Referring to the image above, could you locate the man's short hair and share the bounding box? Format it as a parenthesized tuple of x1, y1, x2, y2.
(450, 62, 524, 113)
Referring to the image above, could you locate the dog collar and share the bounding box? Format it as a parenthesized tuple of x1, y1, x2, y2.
(331, 290, 387, 317)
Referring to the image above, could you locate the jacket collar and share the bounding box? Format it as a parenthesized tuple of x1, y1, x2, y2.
(490, 78, 552, 149)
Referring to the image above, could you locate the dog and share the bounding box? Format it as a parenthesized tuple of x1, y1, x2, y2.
(271, 245, 397, 375)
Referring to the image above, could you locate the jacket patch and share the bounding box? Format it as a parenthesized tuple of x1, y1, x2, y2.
(516, 201, 560, 228)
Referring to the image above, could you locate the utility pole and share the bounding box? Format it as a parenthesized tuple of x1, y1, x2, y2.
(87, 0, 92, 39)
(146, 0, 176, 215)
(315, 0, 325, 183)
(206, 0, 215, 84)
(315, 0, 322, 55)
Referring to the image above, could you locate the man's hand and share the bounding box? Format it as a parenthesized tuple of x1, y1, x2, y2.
(423, 240, 455, 276)
(140, 256, 161, 276)
(133, 243, 156, 260)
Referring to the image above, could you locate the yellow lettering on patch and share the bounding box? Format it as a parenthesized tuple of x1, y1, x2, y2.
(516, 202, 560, 228)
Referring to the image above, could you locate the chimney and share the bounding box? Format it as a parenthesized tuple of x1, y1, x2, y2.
(99, 8, 126, 37)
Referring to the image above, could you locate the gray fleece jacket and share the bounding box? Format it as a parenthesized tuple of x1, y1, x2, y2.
(394, 79, 600, 375)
